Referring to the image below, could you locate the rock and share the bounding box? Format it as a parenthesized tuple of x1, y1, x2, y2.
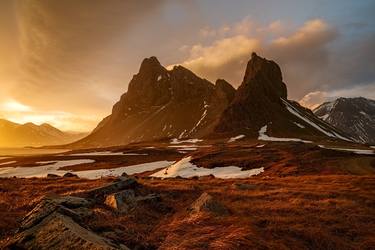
(6, 212, 129, 250)
(20, 196, 93, 230)
(63, 172, 78, 178)
(47, 173, 60, 178)
(188, 192, 229, 215)
(21, 198, 61, 230)
(85, 177, 137, 198)
(104, 189, 136, 212)
(70, 207, 94, 219)
(52, 196, 94, 208)
(121, 172, 130, 178)
(136, 193, 161, 203)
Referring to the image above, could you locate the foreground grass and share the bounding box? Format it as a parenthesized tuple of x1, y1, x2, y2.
(0, 175, 374, 249)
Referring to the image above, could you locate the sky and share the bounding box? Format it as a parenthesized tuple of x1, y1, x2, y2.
(0, 0, 374, 132)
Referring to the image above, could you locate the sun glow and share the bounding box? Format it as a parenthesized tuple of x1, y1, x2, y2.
(2, 100, 32, 112)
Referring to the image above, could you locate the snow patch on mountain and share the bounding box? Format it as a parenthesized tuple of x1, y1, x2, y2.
(258, 125, 311, 143)
(170, 138, 203, 144)
(294, 122, 305, 128)
(228, 135, 245, 142)
(282, 99, 351, 142)
(318, 145, 375, 155)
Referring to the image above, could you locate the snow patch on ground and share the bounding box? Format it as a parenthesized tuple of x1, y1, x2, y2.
(258, 125, 311, 143)
(0, 159, 174, 179)
(228, 135, 245, 143)
(0, 157, 10, 160)
(69, 151, 125, 156)
(0, 161, 16, 166)
(73, 161, 174, 179)
(0, 159, 95, 178)
(151, 156, 264, 179)
(256, 144, 265, 148)
(176, 147, 198, 151)
(123, 153, 148, 156)
(170, 138, 203, 144)
(318, 145, 375, 155)
(157, 75, 162, 81)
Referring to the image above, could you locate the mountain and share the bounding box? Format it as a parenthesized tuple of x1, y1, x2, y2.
(213, 52, 351, 141)
(314, 97, 375, 144)
(72, 57, 235, 148)
(72, 53, 350, 148)
(0, 119, 87, 147)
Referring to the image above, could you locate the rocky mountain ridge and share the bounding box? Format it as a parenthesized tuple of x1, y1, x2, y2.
(71, 53, 351, 148)
(314, 97, 375, 144)
(0, 119, 87, 147)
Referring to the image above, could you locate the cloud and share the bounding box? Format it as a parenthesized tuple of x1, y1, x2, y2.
(175, 18, 338, 92)
(178, 36, 259, 84)
(0, 0, 168, 131)
(299, 91, 332, 109)
(299, 83, 375, 109)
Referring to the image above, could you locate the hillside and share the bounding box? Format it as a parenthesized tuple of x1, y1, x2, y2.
(0, 119, 87, 147)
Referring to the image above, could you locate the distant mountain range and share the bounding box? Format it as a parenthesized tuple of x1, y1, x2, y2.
(314, 97, 375, 144)
(0, 119, 87, 148)
(70, 52, 351, 148)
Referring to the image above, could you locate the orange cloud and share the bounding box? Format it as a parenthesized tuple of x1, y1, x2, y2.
(173, 18, 338, 98)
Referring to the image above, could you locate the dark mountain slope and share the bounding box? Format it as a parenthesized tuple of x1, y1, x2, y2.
(72, 57, 235, 148)
(214, 53, 351, 141)
(314, 97, 375, 144)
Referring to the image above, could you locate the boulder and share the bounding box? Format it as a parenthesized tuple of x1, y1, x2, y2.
(85, 177, 137, 198)
(104, 189, 136, 212)
(20, 196, 93, 230)
(47, 173, 60, 178)
(6, 212, 129, 250)
(188, 192, 229, 215)
(63, 172, 78, 178)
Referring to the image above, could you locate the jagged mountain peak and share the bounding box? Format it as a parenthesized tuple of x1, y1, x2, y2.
(314, 97, 375, 144)
(241, 52, 287, 101)
(71, 53, 351, 148)
(138, 56, 163, 73)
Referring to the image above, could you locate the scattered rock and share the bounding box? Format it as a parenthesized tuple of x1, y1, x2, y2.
(121, 172, 130, 178)
(136, 193, 161, 203)
(188, 192, 229, 215)
(47, 173, 60, 178)
(70, 207, 93, 219)
(63, 172, 78, 178)
(6, 212, 129, 250)
(52, 195, 94, 208)
(6, 193, 130, 249)
(20, 196, 93, 230)
(86, 177, 137, 198)
(104, 189, 136, 212)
